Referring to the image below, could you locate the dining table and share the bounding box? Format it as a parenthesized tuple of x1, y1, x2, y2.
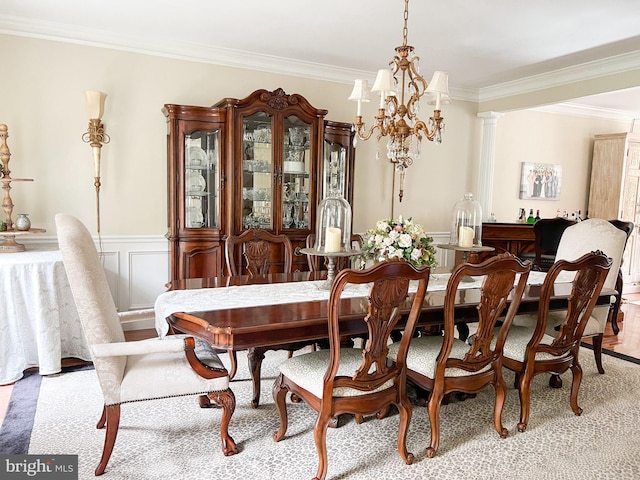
(154, 269, 612, 408)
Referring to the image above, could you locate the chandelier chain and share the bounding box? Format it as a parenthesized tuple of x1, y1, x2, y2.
(402, 0, 409, 47)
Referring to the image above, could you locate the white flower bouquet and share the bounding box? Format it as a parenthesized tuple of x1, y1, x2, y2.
(361, 215, 437, 269)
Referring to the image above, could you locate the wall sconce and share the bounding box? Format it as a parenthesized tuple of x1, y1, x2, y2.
(81, 91, 110, 234)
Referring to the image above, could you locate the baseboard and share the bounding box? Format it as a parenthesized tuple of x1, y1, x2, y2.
(121, 317, 156, 331)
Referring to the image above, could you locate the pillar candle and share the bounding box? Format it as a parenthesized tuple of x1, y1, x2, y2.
(325, 227, 342, 253)
(458, 226, 474, 248)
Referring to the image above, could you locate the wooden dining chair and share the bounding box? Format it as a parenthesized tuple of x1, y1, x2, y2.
(388, 252, 531, 457)
(513, 218, 627, 375)
(225, 227, 293, 276)
(501, 250, 612, 432)
(224, 227, 314, 407)
(272, 259, 430, 480)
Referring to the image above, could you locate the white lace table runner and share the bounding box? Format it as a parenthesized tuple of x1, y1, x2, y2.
(155, 271, 552, 337)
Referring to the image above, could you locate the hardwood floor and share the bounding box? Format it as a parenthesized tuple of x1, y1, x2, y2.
(2, 295, 640, 427)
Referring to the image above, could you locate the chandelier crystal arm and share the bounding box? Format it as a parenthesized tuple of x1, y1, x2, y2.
(353, 108, 389, 142)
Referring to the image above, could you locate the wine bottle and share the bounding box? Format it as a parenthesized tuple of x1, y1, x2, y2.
(526, 209, 535, 224)
(534, 209, 541, 222)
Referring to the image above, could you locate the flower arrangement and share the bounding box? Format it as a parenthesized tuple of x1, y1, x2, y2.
(361, 215, 437, 269)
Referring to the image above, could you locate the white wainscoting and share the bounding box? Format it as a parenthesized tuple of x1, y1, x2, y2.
(20, 232, 453, 332)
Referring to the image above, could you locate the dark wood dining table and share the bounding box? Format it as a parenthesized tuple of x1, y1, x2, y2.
(161, 269, 616, 408)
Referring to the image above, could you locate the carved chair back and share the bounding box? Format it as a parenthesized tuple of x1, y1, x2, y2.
(501, 250, 612, 432)
(518, 250, 611, 360)
(225, 228, 293, 276)
(324, 259, 429, 397)
(440, 253, 530, 378)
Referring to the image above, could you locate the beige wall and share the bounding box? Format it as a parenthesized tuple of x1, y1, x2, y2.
(0, 33, 632, 241)
(492, 110, 630, 223)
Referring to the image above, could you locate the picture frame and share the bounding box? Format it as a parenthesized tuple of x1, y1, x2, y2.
(519, 162, 562, 201)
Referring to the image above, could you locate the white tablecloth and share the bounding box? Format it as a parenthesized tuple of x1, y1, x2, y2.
(0, 248, 91, 385)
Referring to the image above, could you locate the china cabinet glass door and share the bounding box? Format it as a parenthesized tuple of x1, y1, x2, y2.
(242, 112, 274, 229)
(282, 115, 311, 230)
(184, 129, 220, 229)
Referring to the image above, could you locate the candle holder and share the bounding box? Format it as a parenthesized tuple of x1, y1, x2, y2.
(300, 247, 360, 290)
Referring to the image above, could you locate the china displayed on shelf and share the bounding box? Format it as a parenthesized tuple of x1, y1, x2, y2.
(186, 170, 206, 194)
(187, 146, 207, 167)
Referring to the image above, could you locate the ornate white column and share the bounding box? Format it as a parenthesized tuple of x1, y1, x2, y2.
(477, 111, 503, 220)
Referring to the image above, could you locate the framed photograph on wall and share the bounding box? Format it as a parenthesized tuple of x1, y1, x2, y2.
(519, 162, 562, 200)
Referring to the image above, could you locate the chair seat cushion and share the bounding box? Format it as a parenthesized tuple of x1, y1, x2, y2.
(388, 336, 490, 378)
(502, 326, 562, 362)
(117, 337, 228, 405)
(278, 348, 394, 398)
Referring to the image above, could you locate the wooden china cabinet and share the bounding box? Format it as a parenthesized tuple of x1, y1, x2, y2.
(163, 89, 355, 284)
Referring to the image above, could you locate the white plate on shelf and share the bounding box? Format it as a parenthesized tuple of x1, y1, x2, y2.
(186, 171, 206, 193)
(187, 146, 207, 167)
(186, 206, 204, 228)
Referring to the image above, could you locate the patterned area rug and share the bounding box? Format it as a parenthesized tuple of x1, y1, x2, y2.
(19, 349, 640, 479)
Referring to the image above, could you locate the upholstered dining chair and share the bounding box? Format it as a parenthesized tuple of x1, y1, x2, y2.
(501, 250, 612, 432)
(608, 219, 634, 335)
(272, 259, 430, 480)
(513, 218, 627, 375)
(56, 214, 237, 475)
(224, 227, 314, 407)
(388, 253, 530, 458)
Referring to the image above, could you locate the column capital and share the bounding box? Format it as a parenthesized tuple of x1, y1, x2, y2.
(477, 111, 504, 122)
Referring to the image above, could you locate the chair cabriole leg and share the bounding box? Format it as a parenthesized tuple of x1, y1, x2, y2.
(208, 389, 238, 456)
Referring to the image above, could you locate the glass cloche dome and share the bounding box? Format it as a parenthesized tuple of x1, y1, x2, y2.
(313, 162, 352, 253)
(450, 192, 483, 247)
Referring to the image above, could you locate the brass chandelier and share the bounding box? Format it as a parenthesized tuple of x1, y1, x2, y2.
(349, 0, 449, 202)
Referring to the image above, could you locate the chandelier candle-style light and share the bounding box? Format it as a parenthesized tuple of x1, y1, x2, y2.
(349, 0, 449, 202)
(81, 90, 110, 234)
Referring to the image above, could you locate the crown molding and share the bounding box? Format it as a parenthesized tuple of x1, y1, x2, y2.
(1, 14, 638, 110)
(531, 102, 640, 123)
(478, 50, 640, 103)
